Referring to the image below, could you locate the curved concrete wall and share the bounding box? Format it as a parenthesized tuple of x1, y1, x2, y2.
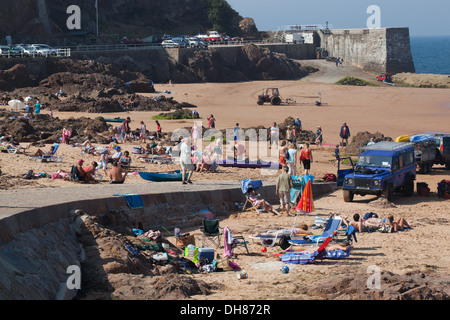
(0, 182, 336, 299)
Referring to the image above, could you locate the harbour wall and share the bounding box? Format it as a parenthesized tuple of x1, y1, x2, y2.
(0, 182, 337, 300)
(318, 27, 415, 74)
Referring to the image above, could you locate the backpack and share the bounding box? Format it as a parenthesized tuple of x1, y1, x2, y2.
(322, 173, 337, 182)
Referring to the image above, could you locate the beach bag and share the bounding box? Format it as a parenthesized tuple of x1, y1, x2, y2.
(325, 248, 352, 259)
(322, 173, 337, 182)
(216, 257, 234, 271)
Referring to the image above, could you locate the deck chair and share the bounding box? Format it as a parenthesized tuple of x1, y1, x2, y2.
(290, 186, 302, 208)
(240, 178, 265, 212)
(29, 143, 63, 162)
(288, 216, 343, 246)
(201, 219, 222, 248)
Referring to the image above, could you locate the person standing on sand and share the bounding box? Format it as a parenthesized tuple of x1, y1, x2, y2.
(270, 122, 279, 148)
(286, 142, 298, 175)
(139, 121, 147, 143)
(276, 166, 293, 214)
(340, 122, 350, 146)
(300, 143, 313, 175)
(180, 138, 194, 184)
(315, 126, 323, 147)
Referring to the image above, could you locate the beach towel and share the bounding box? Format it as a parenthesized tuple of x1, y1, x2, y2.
(114, 194, 144, 209)
(281, 250, 318, 264)
(223, 227, 233, 258)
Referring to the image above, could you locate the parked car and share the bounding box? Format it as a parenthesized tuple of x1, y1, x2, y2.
(20, 46, 39, 56)
(172, 37, 188, 48)
(342, 141, 416, 202)
(434, 134, 450, 169)
(161, 40, 178, 48)
(9, 46, 25, 57)
(31, 44, 58, 56)
(0, 45, 11, 57)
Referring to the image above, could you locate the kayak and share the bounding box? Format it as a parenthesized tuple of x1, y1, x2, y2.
(138, 170, 188, 182)
(218, 158, 282, 169)
(104, 118, 125, 123)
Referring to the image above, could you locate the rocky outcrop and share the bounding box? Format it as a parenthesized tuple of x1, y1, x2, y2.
(309, 270, 450, 300)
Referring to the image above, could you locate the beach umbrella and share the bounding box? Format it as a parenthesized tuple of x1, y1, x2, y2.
(8, 100, 26, 110)
(295, 179, 314, 213)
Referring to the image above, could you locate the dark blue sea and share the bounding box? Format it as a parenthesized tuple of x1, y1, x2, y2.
(410, 36, 450, 75)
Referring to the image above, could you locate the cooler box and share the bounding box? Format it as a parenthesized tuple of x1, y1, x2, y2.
(198, 247, 214, 263)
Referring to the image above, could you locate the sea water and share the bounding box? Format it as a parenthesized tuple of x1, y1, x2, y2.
(410, 36, 450, 75)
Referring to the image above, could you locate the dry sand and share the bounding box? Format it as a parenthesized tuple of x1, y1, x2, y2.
(1, 61, 450, 300)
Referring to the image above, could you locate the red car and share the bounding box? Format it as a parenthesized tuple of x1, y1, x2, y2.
(377, 73, 393, 82)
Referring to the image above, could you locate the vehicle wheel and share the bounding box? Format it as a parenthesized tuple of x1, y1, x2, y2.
(271, 96, 281, 105)
(257, 100, 264, 105)
(382, 184, 392, 201)
(343, 190, 354, 202)
(404, 176, 414, 196)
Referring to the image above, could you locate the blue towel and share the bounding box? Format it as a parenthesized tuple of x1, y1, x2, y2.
(114, 194, 144, 209)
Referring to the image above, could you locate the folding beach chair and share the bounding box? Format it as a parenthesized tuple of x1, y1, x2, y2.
(29, 143, 63, 163)
(288, 216, 343, 246)
(240, 179, 265, 212)
(201, 219, 223, 248)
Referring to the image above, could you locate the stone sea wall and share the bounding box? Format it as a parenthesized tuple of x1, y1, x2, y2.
(319, 27, 415, 74)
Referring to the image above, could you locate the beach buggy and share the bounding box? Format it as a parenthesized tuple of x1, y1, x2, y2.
(342, 141, 416, 202)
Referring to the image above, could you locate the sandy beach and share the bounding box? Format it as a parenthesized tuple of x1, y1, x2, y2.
(1, 60, 449, 300)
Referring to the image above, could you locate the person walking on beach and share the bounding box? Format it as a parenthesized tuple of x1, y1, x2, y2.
(270, 122, 279, 148)
(180, 138, 194, 184)
(340, 122, 350, 146)
(276, 166, 293, 214)
(294, 117, 302, 137)
(315, 126, 323, 147)
(155, 120, 162, 141)
(286, 142, 298, 175)
(300, 143, 313, 175)
(139, 121, 147, 143)
(207, 114, 216, 128)
(334, 144, 340, 167)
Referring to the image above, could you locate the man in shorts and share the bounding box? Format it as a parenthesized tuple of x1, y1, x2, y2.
(180, 138, 194, 184)
(109, 160, 127, 184)
(276, 166, 293, 214)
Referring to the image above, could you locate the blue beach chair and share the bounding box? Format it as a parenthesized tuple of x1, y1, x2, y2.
(288, 216, 343, 246)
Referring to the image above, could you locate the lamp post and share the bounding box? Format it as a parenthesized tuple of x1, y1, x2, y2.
(95, 0, 99, 36)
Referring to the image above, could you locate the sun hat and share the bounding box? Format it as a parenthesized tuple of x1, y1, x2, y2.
(78, 159, 84, 164)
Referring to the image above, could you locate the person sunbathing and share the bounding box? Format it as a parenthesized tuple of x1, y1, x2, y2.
(285, 240, 352, 252)
(30, 145, 55, 157)
(386, 214, 411, 232)
(247, 188, 280, 215)
(251, 224, 313, 238)
(83, 161, 99, 183)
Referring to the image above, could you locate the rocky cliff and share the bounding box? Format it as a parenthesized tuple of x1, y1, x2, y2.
(0, 0, 251, 44)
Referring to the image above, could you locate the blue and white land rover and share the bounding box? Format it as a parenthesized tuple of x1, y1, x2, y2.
(343, 141, 416, 202)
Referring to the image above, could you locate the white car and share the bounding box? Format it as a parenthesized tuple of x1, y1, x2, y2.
(31, 44, 58, 56)
(16, 45, 39, 57)
(161, 40, 178, 48)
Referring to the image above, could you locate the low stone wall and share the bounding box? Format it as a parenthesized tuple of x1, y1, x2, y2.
(0, 182, 336, 299)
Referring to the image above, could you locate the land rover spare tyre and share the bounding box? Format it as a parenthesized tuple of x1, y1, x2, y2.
(343, 190, 354, 202)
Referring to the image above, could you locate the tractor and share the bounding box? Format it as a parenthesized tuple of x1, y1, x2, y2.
(257, 88, 282, 105)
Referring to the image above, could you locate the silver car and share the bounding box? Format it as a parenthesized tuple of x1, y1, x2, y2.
(161, 40, 178, 48)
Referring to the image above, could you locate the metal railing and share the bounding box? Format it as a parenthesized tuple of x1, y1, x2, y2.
(0, 48, 71, 59)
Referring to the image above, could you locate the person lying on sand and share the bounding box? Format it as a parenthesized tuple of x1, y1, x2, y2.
(251, 223, 313, 238)
(247, 188, 280, 215)
(342, 213, 411, 233)
(285, 240, 352, 252)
